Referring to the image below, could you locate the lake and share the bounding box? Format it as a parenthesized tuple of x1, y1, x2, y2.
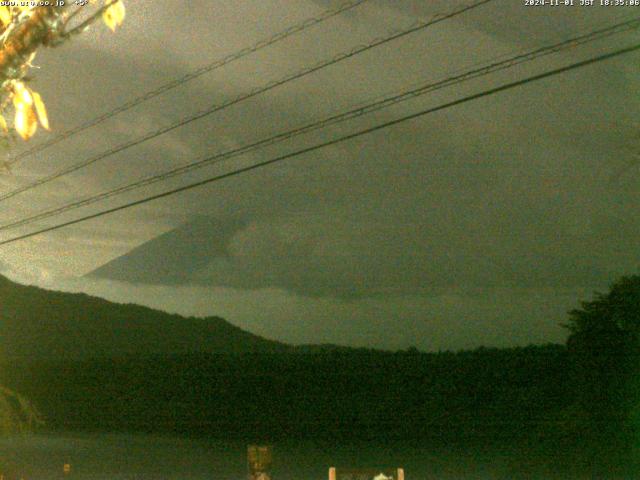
(0, 432, 562, 479)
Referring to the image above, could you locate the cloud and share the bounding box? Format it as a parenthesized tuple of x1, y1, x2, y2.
(51, 273, 589, 351)
(0, 0, 638, 349)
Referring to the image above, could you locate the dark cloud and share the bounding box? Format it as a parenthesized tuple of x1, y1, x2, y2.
(0, 0, 638, 349)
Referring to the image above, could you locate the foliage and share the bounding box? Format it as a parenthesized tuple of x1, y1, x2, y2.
(1, 346, 571, 441)
(0, 386, 42, 434)
(0, 0, 125, 433)
(565, 274, 640, 341)
(564, 275, 640, 412)
(563, 275, 640, 476)
(0, 1, 125, 142)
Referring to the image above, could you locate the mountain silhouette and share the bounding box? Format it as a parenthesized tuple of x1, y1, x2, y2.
(87, 215, 248, 285)
(0, 274, 289, 361)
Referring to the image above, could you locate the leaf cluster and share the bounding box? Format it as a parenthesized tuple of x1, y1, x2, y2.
(0, 1, 125, 144)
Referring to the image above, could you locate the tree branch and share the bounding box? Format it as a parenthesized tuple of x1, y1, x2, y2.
(63, 0, 120, 38)
(0, 7, 64, 80)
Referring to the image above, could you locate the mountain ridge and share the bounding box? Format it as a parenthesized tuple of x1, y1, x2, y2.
(86, 216, 246, 286)
(0, 274, 290, 361)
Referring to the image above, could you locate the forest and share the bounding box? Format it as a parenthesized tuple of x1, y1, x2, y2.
(1, 275, 639, 478)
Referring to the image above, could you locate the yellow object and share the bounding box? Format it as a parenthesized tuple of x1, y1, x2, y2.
(32, 91, 49, 131)
(103, 0, 125, 32)
(14, 105, 37, 140)
(0, 6, 11, 26)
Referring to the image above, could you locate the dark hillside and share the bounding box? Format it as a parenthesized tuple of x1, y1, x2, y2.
(0, 274, 289, 360)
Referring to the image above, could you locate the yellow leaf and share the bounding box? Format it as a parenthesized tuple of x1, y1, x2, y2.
(0, 6, 11, 27)
(31, 91, 49, 130)
(102, 0, 125, 32)
(12, 82, 32, 110)
(0, 114, 7, 133)
(15, 105, 37, 140)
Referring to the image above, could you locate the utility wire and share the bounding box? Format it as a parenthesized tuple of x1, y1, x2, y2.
(0, 42, 637, 247)
(0, 0, 493, 202)
(6, 0, 371, 166)
(0, 15, 637, 232)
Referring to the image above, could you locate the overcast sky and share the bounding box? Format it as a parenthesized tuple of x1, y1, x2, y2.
(0, 0, 638, 351)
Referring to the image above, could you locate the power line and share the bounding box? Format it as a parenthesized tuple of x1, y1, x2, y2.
(0, 0, 494, 202)
(1, 15, 637, 233)
(6, 0, 371, 166)
(1, 42, 637, 247)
